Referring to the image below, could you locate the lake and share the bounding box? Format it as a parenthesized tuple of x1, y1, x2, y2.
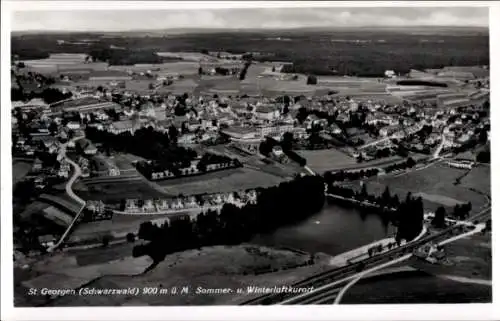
(251, 202, 397, 256)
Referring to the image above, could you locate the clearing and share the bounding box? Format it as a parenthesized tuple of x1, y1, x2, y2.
(158, 167, 288, 196)
(340, 269, 491, 304)
(356, 162, 488, 211)
(44, 245, 332, 306)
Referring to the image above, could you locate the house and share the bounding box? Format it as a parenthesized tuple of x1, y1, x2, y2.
(125, 199, 140, 212)
(76, 138, 97, 155)
(187, 119, 202, 132)
(384, 70, 396, 78)
(271, 145, 284, 159)
(86, 200, 106, 214)
(327, 123, 342, 135)
(447, 160, 474, 170)
(66, 121, 81, 130)
(38, 235, 55, 248)
(336, 113, 350, 123)
(32, 158, 43, 172)
(143, 200, 156, 212)
(108, 119, 140, 135)
(254, 105, 280, 121)
(304, 114, 328, 129)
(259, 123, 294, 138)
(177, 133, 196, 145)
(379, 125, 400, 137)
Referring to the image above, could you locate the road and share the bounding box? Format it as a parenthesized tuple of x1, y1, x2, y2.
(241, 205, 490, 305)
(432, 133, 447, 159)
(358, 136, 392, 150)
(47, 136, 86, 252)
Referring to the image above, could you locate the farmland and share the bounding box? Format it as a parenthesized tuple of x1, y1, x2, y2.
(73, 178, 171, 203)
(158, 167, 289, 196)
(45, 245, 333, 306)
(296, 149, 405, 173)
(340, 269, 491, 304)
(354, 162, 489, 211)
(12, 28, 489, 77)
(409, 232, 491, 280)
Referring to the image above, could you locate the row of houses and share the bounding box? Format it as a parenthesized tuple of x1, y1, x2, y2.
(122, 190, 257, 213)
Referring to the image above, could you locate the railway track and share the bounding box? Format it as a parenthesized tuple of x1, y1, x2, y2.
(242, 206, 490, 305)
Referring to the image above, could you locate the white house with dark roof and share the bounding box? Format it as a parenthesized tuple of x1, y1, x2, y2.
(254, 105, 280, 121)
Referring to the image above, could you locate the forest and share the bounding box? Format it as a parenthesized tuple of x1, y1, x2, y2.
(12, 28, 489, 77)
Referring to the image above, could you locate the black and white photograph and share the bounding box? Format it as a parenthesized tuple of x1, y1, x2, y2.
(0, 1, 497, 320)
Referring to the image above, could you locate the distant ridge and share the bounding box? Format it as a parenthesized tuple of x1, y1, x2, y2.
(12, 25, 488, 37)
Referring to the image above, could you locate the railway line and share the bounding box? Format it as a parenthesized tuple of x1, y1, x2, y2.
(242, 205, 490, 305)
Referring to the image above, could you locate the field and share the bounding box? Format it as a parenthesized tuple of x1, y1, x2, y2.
(13, 28, 489, 78)
(158, 167, 288, 195)
(340, 270, 491, 304)
(460, 165, 491, 195)
(42, 245, 332, 306)
(357, 162, 488, 212)
(156, 52, 216, 62)
(73, 178, 171, 203)
(69, 211, 185, 242)
(296, 149, 404, 173)
(409, 232, 491, 280)
(13, 160, 32, 183)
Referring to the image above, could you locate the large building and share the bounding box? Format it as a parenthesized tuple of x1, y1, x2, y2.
(258, 123, 294, 138)
(254, 105, 280, 121)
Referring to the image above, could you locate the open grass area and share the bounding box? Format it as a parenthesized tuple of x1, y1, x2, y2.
(159, 167, 288, 196)
(43, 245, 332, 306)
(111, 154, 136, 171)
(296, 149, 403, 173)
(13, 160, 32, 183)
(409, 232, 491, 280)
(460, 165, 491, 195)
(296, 149, 356, 173)
(73, 178, 169, 203)
(357, 162, 487, 211)
(341, 270, 491, 304)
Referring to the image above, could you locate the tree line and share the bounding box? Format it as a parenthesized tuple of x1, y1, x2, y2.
(323, 157, 416, 183)
(326, 183, 423, 242)
(85, 126, 196, 163)
(132, 175, 325, 264)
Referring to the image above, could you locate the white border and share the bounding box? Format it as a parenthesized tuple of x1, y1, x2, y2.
(1, 1, 498, 321)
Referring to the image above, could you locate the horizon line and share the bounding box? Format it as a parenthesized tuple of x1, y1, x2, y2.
(11, 25, 489, 33)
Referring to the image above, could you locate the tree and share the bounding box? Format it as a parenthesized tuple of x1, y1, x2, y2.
(48, 122, 58, 135)
(381, 186, 391, 207)
(168, 125, 179, 144)
(359, 183, 368, 200)
(306, 75, 318, 85)
(282, 132, 294, 151)
(126, 233, 136, 243)
(432, 206, 446, 228)
(296, 107, 308, 124)
(102, 235, 111, 247)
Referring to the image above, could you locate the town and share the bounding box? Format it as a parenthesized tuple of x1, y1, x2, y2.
(9, 17, 492, 308)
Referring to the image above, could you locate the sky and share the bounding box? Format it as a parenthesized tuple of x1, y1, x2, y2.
(12, 7, 489, 32)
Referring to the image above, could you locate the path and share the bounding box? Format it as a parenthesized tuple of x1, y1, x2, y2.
(47, 136, 86, 252)
(334, 218, 488, 304)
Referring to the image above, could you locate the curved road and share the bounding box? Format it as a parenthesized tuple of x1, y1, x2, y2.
(47, 136, 86, 252)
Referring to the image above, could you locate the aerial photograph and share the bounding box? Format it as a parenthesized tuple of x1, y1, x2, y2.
(9, 5, 491, 307)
